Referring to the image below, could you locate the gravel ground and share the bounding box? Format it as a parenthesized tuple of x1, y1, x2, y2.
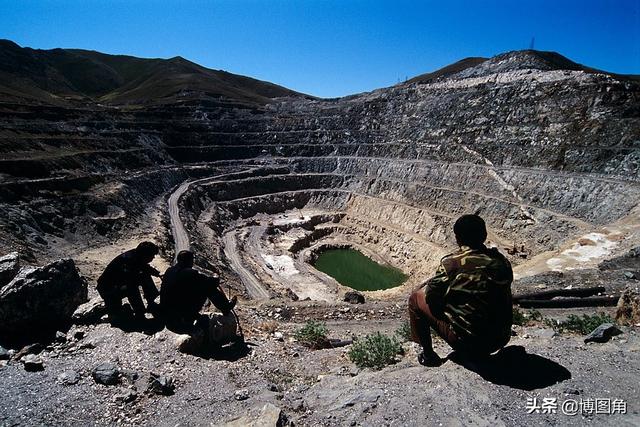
(1, 293, 639, 426)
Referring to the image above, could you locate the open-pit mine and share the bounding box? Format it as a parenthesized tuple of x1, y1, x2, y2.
(1, 40, 639, 426)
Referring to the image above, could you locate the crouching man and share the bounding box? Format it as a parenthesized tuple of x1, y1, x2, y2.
(408, 214, 513, 366)
(161, 250, 238, 353)
(97, 241, 162, 325)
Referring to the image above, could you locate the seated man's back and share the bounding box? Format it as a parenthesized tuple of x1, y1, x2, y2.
(409, 214, 513, 366)
(160, 250, 236, 332)
(428, 244, 513, 352)
(161, 265, 212, 326)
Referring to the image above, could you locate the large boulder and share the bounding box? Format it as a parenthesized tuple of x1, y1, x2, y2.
(0, 252, 20, 288)
(344, 291, 365, 304)
(584, 323, 622, 343)
(0, 258, 87, 340)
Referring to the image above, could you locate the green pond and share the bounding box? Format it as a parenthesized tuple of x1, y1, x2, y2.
(313, 249, 407, 291)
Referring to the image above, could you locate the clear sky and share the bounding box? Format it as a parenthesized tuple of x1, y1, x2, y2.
(1, 0, 638, 98)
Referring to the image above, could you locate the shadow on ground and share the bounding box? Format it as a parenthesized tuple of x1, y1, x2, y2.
(110, 317, 165, 335)
(450, 345, 571, 390)
(210, 340, 252, 362)
(176, 339, 252, 362)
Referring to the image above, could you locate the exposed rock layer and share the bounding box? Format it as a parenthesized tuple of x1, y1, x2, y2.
(0, 45, 638, 298)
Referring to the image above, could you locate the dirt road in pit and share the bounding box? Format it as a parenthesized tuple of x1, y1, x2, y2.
(222, 230, 271, 299)
(168, 172, 250, 256)
(167, 180, 194, 257)
(167, 173, 271, 299)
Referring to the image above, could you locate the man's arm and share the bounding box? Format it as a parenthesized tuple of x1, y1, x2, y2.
(142, 264, 161, 278)
(424, 263, 451, 318)
(199, 273, 236, 314)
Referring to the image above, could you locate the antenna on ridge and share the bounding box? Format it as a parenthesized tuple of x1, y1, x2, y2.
(529, 36, 535, 50)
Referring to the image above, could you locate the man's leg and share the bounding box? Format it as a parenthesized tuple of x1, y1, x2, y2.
(408, 288, 434, 351)
(139, 273, 160, 304)
(408, 288, 458, 366)
(98, 285, 124, 320)
(125, 282, 147, 318)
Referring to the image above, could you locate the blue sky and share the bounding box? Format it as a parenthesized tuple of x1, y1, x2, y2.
(1, 0, 638, 97)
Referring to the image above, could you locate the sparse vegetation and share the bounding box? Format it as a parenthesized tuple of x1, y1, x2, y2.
(551, 313, 614, 335)
(348, 332, 404, 370)
(512, 307, 526, 326)
(513, 307, 544, 326)
(394, 321, 412, 342)
(294, 320, 329, 349)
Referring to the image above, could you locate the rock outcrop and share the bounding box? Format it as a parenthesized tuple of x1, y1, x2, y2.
(216, 403, 285, 427)
(0, 43, 638, 301)
(616, 285, 640, 325)
(0, 252, 19, 287)
(344, 291, 365, 304)
(72, 297, 106, 325)
(0, 258, 87, 340)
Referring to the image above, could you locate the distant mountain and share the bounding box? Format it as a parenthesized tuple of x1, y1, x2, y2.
(407, 57, 489, 84)
(0, 40, 308, 106)
(1, 40, 637, 106)
(407, 50, 639, 84)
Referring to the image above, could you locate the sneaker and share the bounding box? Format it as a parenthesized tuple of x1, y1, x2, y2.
(418, 351, 443, 367)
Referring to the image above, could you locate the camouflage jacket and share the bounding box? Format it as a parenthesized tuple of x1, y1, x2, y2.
(425, 245, 513, 344)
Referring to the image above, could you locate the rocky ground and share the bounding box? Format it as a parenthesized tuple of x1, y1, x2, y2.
(1, 228, 639, 427)
(1, 45, 639, 426)
(1, 293, 639, 426)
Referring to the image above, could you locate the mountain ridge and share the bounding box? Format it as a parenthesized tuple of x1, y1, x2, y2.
(1, 40, 638, 106)
(407, 49, 640, 85)
(0, 40, 308, 106)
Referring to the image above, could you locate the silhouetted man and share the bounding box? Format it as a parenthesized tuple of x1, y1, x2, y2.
(161, 250, 237, 333)
(408, 214, 513, 366)
(97, 241, 161, 323)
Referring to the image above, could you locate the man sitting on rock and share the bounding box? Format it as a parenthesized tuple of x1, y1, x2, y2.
(161, 250, 237, 334)
(408, 214, 513, 366)
(97, 241, 162, 324)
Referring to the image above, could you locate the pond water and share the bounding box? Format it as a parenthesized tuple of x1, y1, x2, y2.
(313, 248, 407, 291)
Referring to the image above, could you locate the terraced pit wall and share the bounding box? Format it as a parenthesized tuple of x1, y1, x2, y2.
(1, 53, 639, 281)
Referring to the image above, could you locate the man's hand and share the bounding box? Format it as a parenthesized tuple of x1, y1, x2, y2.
(133, 311, 147, 322)
(222, 296, 238, 316)
(146, 300, 161, 316)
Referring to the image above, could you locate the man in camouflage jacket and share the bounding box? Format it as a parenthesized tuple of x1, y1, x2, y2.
(408, 214, 513, 366)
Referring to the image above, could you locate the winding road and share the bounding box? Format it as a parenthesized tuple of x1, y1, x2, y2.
(167, 173, 271, 299)
(167, 180, 194, 257)
(222, 230, 271, 299)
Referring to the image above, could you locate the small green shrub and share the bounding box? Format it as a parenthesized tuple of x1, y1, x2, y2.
(555, 313, 614, 335)
(294, 320, 329, 349)
(394, 321, 412, 342)
(348, 332, 404, 370)
(513, 307, 527, 326)
(528, 309, 543, 322)
(513, 307, 545, 326)
(544, 317, 559, 330)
